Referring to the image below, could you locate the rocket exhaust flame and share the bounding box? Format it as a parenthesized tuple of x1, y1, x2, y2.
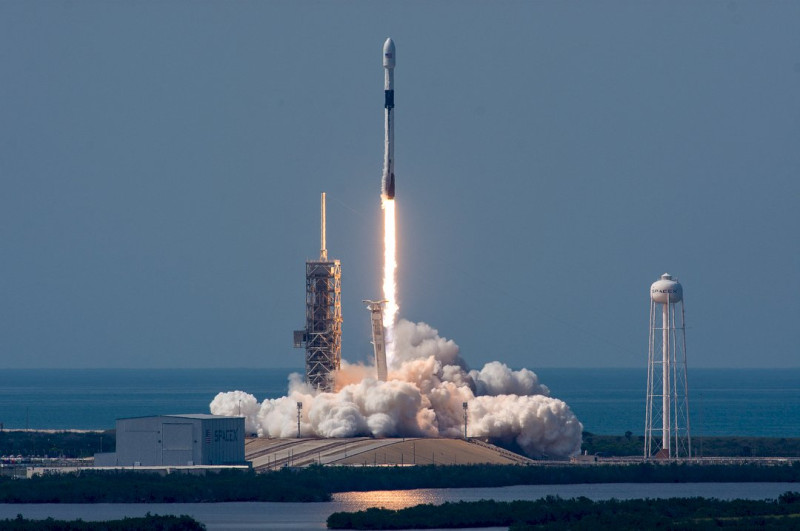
(382, 197, 398, 363)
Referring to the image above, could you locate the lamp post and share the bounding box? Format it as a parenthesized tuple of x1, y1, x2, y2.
(462, 402, 468, 439)
(296, 402, 303, 438)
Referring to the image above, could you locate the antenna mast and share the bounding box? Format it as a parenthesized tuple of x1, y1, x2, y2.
(320, 193, 327, 260)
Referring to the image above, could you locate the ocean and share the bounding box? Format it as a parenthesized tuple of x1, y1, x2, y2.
(0, 368, 797, 437)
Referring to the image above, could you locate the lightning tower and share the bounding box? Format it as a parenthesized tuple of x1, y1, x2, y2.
(645, 273, 692, 459)
(293, 193, 342, 392)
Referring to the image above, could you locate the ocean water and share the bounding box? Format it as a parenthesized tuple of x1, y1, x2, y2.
(536, 368, 800, 438)
(0, 368, 291, 431)
(0, 368, 797, 437)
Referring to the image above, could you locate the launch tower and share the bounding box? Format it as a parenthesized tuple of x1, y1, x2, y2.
(644, 273, 691, 459)
(293, 193, 342, 392)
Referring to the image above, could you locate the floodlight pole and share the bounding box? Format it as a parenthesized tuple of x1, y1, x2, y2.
(296, 402, 303, 438)
(462, 402, 468, 439)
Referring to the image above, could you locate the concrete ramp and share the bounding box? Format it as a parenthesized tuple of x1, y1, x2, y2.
(245, 437, 534, 470)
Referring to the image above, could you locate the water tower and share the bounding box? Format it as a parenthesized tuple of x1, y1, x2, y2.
(644, 273, 692, 459)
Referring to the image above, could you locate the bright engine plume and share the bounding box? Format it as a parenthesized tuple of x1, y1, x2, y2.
(382, 197, 398, 359)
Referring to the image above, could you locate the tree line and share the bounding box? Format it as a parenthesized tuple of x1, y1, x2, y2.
(295, 461, 800, 492)
(581, 431, 800, 458)
(0, 469, 328, 503)
(327, 492, 800, 530)
(0, 431, 114, 459)
(2, 463, 798, 503)
(3, 431, 799, 459)
(0, 513, 204, 530)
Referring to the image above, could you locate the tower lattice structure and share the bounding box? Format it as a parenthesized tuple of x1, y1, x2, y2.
(645, 273, 692, 459)
(294, 193, 342, 393)
(302, 259, 341, 392)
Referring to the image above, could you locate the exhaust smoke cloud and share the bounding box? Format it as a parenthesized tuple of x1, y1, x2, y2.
(211, 319, 583, 458)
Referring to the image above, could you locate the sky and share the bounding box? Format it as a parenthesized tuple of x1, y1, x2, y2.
(1, 1, 798, 369)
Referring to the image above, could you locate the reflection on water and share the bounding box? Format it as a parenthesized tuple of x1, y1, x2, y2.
(334, 489, 441, 511)
(332, 483, 798, 526)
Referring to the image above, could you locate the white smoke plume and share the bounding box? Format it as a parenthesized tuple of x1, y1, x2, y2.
(210, 319, 583, 458)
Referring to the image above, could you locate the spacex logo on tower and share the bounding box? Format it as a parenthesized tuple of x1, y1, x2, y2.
(652, 288, 678, 294)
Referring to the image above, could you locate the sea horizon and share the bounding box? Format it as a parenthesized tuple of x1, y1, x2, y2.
(1, 367, 798, 437)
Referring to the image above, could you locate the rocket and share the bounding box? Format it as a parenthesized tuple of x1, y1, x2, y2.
(382, 38, 396, 199)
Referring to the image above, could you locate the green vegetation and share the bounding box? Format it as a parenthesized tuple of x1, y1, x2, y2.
(0, 470, 328, 503)
(4, 430, 800, 459)
(1, 462, 798, 504)
(327, 492, 800, 529)
(0, 431, 115, 459)
(0, 513, 204, 530)
(580, 431, 641, 456)
(292, 462, 800, 492)
(581, 431, 800, 457)
(692, 436, 800, 458)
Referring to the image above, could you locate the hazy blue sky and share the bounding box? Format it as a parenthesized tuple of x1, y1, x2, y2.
(2, 1, 798, 369)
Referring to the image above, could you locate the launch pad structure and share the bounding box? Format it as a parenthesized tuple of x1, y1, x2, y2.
(364, 300, 388, 381)
(294, 193, 342, 393)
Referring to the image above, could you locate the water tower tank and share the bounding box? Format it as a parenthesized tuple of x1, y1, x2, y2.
(650, 273, 682, 303)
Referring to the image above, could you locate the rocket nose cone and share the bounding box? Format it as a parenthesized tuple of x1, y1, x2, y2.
(383, 38, 395, 68)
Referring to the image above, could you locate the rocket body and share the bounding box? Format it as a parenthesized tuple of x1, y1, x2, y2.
(382, 38, 396, 199)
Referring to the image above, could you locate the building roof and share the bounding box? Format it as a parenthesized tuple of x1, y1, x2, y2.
(164, 414, 239, 420)
(117, 414, 242, 421)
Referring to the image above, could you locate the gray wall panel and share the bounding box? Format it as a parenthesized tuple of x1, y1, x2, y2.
(107, 415, 245, 467)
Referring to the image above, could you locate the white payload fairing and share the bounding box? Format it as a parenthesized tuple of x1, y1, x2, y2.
(382, 38, 396, 199)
